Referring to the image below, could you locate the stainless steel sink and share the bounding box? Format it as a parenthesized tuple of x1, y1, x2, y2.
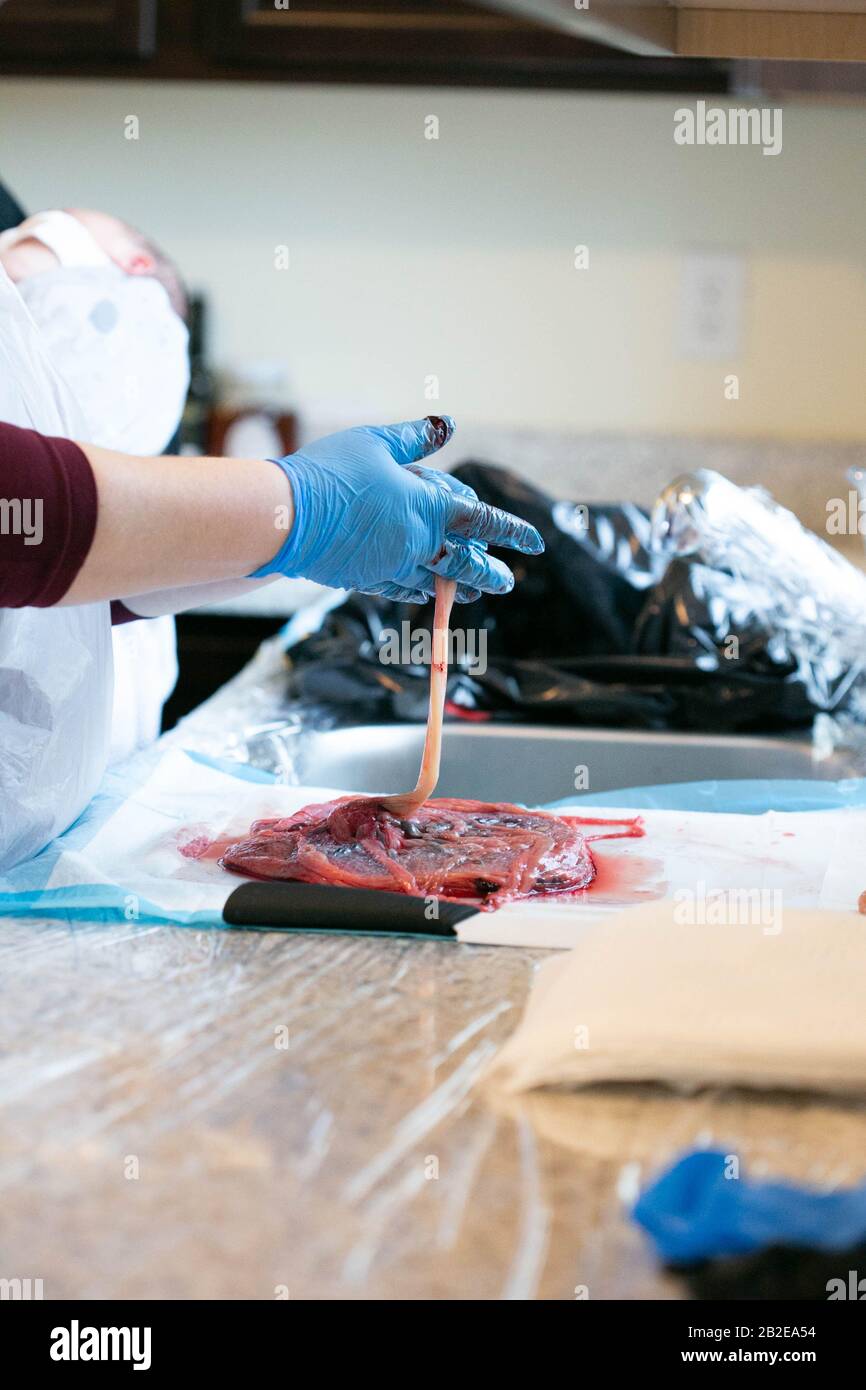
(291, 723, 846, 804)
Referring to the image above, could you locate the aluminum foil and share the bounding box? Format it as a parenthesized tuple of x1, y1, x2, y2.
(652, 469, 866, 714)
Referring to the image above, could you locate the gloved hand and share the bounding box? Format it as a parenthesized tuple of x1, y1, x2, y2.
(249, 415, 544, 602)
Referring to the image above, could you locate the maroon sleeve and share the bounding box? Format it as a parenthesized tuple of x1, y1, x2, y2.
(0, 420, 97, 608)
(110, 600, 143, 625)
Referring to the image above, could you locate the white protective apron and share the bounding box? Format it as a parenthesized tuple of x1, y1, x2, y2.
(0, 267, 112, 869)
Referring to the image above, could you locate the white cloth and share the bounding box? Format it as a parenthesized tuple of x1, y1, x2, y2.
(0, 210, 189, 455)
(13, 254, 187, 763)
(0, 266, 113, 870)
(16, 264, 188, 457)
(108, 617, 178, 764)
(487, 899, 866, 1098)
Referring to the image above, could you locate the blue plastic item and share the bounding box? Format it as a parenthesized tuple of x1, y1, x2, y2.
(633, 1149, 866, 1265)
(544, 777, 866, 816)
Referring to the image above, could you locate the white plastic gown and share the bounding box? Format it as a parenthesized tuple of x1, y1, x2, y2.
(0, 265, 112, 869)
(15, 261, 189, 763)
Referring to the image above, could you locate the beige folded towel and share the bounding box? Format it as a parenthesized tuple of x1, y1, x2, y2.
(487, 901, 866, 1097)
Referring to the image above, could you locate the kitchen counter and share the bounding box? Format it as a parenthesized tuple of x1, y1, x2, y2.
(4, 648, 866, 1300)
(10, 911, 866, 1301)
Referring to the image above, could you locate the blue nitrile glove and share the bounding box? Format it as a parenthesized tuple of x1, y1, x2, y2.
(249, 415, 544, 602)
(633, 1149, 866, 1266)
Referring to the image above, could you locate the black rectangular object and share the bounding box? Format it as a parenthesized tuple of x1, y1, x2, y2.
(222, 880, 478, 937)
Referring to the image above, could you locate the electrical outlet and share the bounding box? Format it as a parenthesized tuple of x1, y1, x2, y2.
(678, 251, 746, 360)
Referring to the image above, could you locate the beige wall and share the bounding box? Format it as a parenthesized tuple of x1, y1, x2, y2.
(2, 77, 864, 443)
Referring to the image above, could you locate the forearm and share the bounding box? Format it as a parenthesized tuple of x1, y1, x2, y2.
(62, 445, 293, 605)
(0, 415, 541, 615)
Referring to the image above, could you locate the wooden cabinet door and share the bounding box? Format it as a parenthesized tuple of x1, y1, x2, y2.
(0, 1, 728, 92)
(0, 0, 157, 60)
(203, 0, 614, 84)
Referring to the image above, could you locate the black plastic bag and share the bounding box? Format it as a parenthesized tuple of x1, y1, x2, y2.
(285, 461, 818, 733)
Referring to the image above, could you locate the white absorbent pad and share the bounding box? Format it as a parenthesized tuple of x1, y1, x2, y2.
(487, 900, 866, 1096)
(2, 746, 865, 951)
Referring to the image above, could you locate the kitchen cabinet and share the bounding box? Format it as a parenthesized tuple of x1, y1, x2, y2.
(202, 0, 683, 85)
(486, 0, 866, 62)
(0, 0, 156, 59)
(0, 0, 730, 91)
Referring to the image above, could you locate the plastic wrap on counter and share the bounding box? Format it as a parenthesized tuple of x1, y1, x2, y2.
(280, 461, 856, 736)
(161, 630, 341, 781)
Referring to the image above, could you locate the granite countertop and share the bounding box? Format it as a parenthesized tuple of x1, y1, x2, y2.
(7, 907, 866, 1300)
(3, 647, 866, 1299)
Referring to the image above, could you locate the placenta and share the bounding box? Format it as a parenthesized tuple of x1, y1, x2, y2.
(218, 575, 643, 908)
(219, 797, 646, 910)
